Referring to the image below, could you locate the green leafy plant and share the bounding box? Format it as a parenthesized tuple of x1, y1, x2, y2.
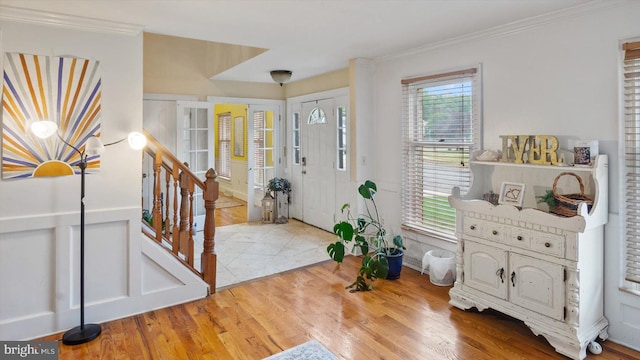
(142, 209, 153, 226)
(267, 177, 291, 203)
(327, 180, 405, 292)
(536, 189, 556, 208)
(142, 209, 166, 231)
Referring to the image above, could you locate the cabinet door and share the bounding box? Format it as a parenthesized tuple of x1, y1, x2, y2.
(509, 253, 564, 320)
(463, 241, 508, 299)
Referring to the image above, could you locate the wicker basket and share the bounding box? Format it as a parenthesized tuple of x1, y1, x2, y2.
(551, 172, 593, 217)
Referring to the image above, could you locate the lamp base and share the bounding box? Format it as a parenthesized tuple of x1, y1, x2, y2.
(62, 323, 101, 345)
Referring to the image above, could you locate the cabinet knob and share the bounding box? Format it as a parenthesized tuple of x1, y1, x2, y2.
(470, 225, 476, 230)
(492, 230, 498, 235)
(545, 242, 551, 248)
(517, 235, 523, 241)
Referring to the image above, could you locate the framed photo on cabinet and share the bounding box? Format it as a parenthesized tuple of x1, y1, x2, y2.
(498, 182, 525, 206)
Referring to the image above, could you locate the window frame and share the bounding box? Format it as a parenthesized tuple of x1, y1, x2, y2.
(253, 110, 274, 189)
(217, 112, 231, 179)
(401, 66, 482, 240)
(622, 39, 640, 291)
(293, 111, 300, 166)
(336, 105, 347, 171)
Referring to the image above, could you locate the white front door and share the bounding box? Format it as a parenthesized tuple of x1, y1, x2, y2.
(300, 99, 336, 231)
(176, 101, 214, 230)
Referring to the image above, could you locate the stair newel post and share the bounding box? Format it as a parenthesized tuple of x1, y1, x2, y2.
(202, 168, 218, 294)
(171, 164, 180, 256)
(152, 150, 163, 243)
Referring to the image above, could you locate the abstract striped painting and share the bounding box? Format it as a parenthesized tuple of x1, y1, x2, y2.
(1, 53, 102, 179)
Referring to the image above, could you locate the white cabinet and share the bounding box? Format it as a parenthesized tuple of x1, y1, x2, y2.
(509, 253, 564, 321)
(449, 155, 608, 360)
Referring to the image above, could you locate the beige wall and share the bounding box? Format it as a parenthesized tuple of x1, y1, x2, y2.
(284, 68, 350, 98)
(144, 32, 349, 100)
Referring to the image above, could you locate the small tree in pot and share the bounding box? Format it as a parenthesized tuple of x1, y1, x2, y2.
(327, 180, 405, 292)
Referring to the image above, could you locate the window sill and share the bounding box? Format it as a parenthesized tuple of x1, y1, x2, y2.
(620, 286, 640, 297)
(401, 225, 457, 244)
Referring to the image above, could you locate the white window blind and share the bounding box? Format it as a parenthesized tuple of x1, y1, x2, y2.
(253, 111, 274, 188)
(217, 113, 231, 178)
(623, 41, 640, 285)
(401, 67, 481, 239)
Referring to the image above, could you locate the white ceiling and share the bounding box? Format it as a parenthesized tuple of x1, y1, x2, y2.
(1, 0, 599, 83)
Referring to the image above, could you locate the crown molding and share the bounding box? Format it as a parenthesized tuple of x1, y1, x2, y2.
(0, 6, 143, 36)
(377, 0, 633, 63)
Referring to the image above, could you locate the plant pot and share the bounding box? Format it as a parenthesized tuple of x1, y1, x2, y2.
(384, 248, 404, 280)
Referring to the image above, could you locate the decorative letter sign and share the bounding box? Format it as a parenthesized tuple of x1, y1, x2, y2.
(499, 135, 559, 165)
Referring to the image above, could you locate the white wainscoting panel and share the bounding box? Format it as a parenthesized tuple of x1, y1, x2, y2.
(0, 207, 208, 340)
(0, 228, 56, 322)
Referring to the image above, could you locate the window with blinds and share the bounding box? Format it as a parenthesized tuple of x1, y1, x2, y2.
(401, 67, 481, 239)
(253, 110, 274, 188)
(217, 113, 231, 179)
(623, 41, 640, 286)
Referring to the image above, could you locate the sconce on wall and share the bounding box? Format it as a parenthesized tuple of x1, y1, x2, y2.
(270, 70, 292, 86)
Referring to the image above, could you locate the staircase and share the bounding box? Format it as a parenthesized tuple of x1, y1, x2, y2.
(141, 130, 218, 294)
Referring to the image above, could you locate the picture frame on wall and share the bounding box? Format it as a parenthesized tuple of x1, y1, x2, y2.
(498, 182, 526, 206)
(233, 116, 244, 157)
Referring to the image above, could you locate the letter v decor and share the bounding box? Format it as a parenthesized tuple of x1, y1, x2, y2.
(1, 52, 102, 179)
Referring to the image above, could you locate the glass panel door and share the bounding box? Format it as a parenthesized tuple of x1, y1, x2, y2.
(247, 105, 276, 221)
(177, 101, 214, 230)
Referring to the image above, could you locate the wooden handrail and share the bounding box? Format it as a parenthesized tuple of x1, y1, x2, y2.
(144, 132, 206, 189)
(141, 130, 218, 294)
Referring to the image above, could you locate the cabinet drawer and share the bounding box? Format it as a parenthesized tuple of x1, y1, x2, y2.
(463, 218, 484, 237)
(531, 233, 565, 257)
(463, 218, 506, 242)
(506, 227, 532, 248)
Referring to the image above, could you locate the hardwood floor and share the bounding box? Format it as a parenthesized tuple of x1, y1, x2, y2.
(215, 195, 247, 227)
(41, 256, 639, 360)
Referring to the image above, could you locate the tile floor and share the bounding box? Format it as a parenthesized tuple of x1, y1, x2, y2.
(194, 219, 337, 289)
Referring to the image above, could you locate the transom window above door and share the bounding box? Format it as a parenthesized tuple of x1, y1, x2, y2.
(308, 107, 327, 124)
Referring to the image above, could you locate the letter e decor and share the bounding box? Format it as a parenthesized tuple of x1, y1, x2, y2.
(499, 135, 559, 165)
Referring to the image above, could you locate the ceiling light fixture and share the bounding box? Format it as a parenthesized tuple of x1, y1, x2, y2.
(270, 70, 292, 86)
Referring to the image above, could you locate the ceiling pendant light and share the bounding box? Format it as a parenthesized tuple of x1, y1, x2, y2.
(270, 70, 292, 86)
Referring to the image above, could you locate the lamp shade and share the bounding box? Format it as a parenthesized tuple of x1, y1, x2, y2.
(30, 120, 58, 139)
(127, 132, 147, 150)
(270, 70, 292, 86)
(85, 136, 105, 155)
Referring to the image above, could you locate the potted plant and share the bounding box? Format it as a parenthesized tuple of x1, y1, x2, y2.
(327, 180, 405, 292)
(267, 177, 292, 221)
(536, 189, 556, 210)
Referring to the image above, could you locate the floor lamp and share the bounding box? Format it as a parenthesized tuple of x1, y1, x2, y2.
(61, 134, 102, 345)
(31, 121, 146, 345)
